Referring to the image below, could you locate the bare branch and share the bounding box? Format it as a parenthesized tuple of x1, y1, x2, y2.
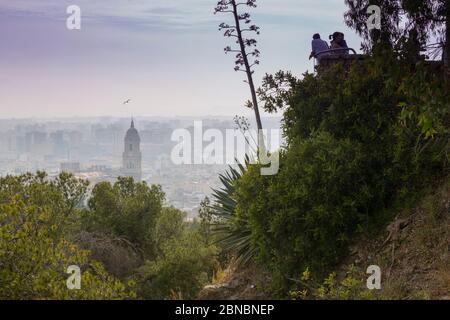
(215, 0, 265, 146)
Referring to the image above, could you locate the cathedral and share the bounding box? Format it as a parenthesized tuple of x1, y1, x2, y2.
(122, 119, 142, 182)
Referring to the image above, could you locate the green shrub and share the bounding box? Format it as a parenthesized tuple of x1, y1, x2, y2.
(0, 197, 133, 300)
(235, 132, 382, 289)
(134, 230, 217, 299)
(226, 52, 449, 295)
(0, 173, 218, 300)
(84, 177, 165, 259)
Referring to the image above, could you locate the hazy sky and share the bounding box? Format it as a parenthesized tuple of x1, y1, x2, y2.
(0, 0, 362, 119)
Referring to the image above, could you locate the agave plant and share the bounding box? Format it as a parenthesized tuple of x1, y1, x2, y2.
(210, 155, 257, 265)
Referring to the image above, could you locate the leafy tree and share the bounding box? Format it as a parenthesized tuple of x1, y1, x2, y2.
(54, 171, 89, 217)
(344, 0, 449, 67)
(83, 178, 219, 299)
(0, 172, 89, 235)
(134, 226, 217, 299)
(154, 207, 186, 254)
(85, 177, 165, 258)
(0, 197, 132, 299)
(344, 0, 403, 50)
(0, 173, 219, 300)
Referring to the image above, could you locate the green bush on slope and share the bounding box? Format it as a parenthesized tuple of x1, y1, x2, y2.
(218, 52, 449, 295)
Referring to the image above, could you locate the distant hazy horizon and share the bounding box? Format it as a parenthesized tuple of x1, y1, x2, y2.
(0, 114, 281, 121)
(1, 0, 362, 118)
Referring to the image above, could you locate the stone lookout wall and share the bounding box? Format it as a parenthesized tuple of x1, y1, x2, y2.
(318, 54, 365, 71)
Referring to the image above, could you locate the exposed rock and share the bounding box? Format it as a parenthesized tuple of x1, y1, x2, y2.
(198, 264, 271, 300)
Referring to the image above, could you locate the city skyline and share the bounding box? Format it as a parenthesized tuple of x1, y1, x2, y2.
(0, 0, 363, 118)
(0, 115, 282, 215)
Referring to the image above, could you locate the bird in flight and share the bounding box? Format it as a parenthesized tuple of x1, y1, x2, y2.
(123, 99, 132, 105)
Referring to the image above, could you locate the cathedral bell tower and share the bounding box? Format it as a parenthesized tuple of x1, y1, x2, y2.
(122, 119, 142, 181)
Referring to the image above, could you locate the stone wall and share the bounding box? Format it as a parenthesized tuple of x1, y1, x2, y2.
(317, 54, 365, 72)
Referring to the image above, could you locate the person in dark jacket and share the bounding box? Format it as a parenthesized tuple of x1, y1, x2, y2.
(329, 32, 349, 54)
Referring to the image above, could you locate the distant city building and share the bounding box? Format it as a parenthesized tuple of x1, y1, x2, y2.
(50, 131, 67, 158)
(60, 161, 80, 173)
(86, 164, 109, 172)
(122, 119, 142, 182)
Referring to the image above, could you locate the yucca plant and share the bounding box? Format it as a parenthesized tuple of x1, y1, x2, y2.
(210, 155, 257, 265)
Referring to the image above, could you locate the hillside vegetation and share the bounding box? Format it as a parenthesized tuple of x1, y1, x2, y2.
(0, 174, 218, 299)
(206, 48, 449, 298)
(200, 176, 450, 300)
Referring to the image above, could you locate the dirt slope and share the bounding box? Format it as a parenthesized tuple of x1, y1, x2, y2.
(339, 178, 450, 299)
